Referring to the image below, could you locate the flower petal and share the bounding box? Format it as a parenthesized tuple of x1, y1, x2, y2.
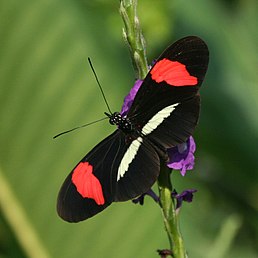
(172, 189, 197, 209)
(121, 79, 143, 116)
(167, 136, 196, 176)
(132, 188, 159, 205)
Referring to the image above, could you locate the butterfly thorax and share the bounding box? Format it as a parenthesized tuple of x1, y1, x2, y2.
(108, 112, 133, 133)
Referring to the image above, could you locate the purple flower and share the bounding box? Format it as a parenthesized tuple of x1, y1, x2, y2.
(172, 189, 197, 209)
(132, 188, 159, 205)
(121, 79, 143, 116)
(167, 136, 196, 176)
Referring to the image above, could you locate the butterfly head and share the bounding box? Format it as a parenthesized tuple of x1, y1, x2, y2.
(105, 112, 133, 133)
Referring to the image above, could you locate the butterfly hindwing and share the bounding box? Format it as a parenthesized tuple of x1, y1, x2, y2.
(114, 135, 161, 201)
(140, 95, 200, 149)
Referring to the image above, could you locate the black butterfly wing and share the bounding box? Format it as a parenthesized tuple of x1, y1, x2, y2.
(114, 135, 161, 201)
(57, 130, 161, 222)
(127, 36, 209, 148)
(57, 131, 122, 222)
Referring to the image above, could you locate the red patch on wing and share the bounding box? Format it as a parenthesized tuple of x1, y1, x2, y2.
(150, 58, 198, 86)
(72, 162, 105, 205)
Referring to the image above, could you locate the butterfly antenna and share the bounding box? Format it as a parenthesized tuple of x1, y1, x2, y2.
(53, 116, 109, 139)
(88, 57, 112, 115)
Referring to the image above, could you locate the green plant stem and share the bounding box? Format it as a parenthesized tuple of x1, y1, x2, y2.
(158, 164, 187, 258)
(119, 0, 187, 257)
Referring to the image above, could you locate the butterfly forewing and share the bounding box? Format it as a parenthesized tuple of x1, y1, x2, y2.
(127, 36, 208, 148)
(57, 131, 123, 222)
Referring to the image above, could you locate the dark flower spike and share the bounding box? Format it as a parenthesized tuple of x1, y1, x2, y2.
(132, 188, 159, 205)
(172, 189, 197, 209)
(157, 249, 173, 258)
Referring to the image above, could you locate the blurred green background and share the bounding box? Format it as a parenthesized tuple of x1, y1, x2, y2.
(0, 0, 257, 257)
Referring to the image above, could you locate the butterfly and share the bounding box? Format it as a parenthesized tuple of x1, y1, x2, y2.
(57, 36, 209, 222)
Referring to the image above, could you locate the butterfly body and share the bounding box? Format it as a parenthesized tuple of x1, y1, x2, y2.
(57, 36, 209, 222)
